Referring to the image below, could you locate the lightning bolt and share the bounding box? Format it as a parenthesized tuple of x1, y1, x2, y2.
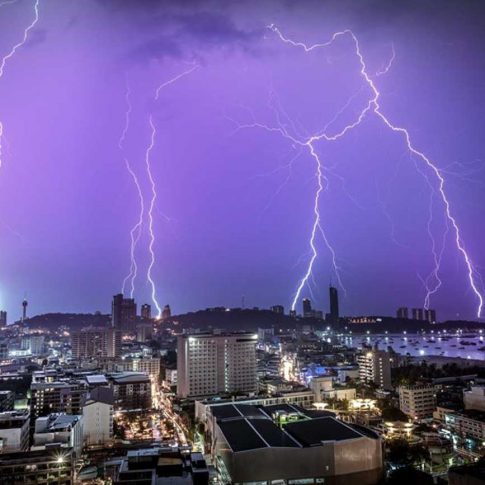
(145, 115, 162, 318)
(142, 66, 200, 318)
(119, 82, 144, 298)
(0, 0, 40, 169)
(266, 24, 484, 317)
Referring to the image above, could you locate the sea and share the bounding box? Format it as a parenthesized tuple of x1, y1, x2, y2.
(338, 331, 485, 361)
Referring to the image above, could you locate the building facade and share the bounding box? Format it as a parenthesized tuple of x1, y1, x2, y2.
(177, 332, 258, 399)
(357, 347, 392, 390)
(399, 384, 437, 420)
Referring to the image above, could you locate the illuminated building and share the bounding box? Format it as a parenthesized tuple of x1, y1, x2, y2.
(357, 347, 392, 390)
(136, 322, 153, 342)
(113, 447, 208, 485)
(411, 308, 437, 323)
(399, 384, 436, 420)
(177, 332, 258, 398)
(204, 403, 383, 484)
(302, 298, 312, 318)
(30, 381, 86, 420)
(109, 372, 151, 411)
(71, 327, 121, 359)
(270, 305, 284, 314)
(0, 447, 74, 484)
(140, 303, 151, 320)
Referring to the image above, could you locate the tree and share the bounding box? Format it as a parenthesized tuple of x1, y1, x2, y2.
(386, 467, 433, 485)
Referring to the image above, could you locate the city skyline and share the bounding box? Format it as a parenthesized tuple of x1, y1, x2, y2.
(1, 0, 485, 320)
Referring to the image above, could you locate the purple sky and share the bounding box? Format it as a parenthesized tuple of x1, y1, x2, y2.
(1, 0, 485, 321)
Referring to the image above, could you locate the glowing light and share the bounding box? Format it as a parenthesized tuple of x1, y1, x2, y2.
(267, 24, 484, 317)
(145, 115, 162, 318)
(0, 0, 40, 169)
(119, 82, 144, 298)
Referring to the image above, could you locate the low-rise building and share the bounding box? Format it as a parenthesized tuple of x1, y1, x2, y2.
(109, 372, 151, 411)
(0, 411, 29, 452)
(0, 390, 14, 412)
(113, 447, 209, 485)
(0, 447, 74, 484)
(463, 385, 485, 412)
(33, 413, 83, 460)
(206, 402, 383, 485)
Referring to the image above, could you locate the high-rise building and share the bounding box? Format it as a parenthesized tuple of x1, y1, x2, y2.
(111, 293, 136, 330)
(424, 309, 437, 323)
(141, 303, 151, 320)
(399, 384, 436, 420)
(329, 286, 339, 324)
(302, 298, 312, 318)
(270, 305, 284, 314)
(71, 327, 121, 359)
(396, 307, 409, 319)
(161, 304, 171, 320)
(357, 346, 392, 390)
(177, 332, 258, 398)
(411, 308, 424, 320)
(82, 387, 114, 447)
(411, 308, 436, 323)
(0, 311, 6, 326)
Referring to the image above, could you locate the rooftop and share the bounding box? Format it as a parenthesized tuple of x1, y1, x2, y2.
(284, 417, 362, 446)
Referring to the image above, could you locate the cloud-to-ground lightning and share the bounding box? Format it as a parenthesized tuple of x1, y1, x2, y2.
(0, 0, 40, 170)
(119, 82, 145, 298)
(263, 24, 484, 317)
(140, 66, 200, 318)
(144, 115, 162, 318)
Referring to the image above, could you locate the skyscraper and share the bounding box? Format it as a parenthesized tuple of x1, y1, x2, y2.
(411, 308, 424, 321)
(329, 286, 339, 324)
(141, 303, 151, 320)
(0, 311, 6, 326)
(111, 294, 136, 330)
(302, 298, 312, 318)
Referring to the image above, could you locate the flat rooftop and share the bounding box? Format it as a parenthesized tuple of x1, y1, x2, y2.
(284, 417, 361, 446)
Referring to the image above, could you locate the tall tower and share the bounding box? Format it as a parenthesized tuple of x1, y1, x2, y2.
(22, 299, 28, 323)
(329, 286, 339, 324)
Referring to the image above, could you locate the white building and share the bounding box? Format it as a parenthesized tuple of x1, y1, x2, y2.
(177, 332, 258, 398)
(399, 384, 437, 420)
(463, 385, 485, 412)
(0, 411, 29, 452)
(357, 347, 392, 390)
(310, 376, 356, 402)
(33, 413, 83, 459)
(82, 387, 114, 447)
